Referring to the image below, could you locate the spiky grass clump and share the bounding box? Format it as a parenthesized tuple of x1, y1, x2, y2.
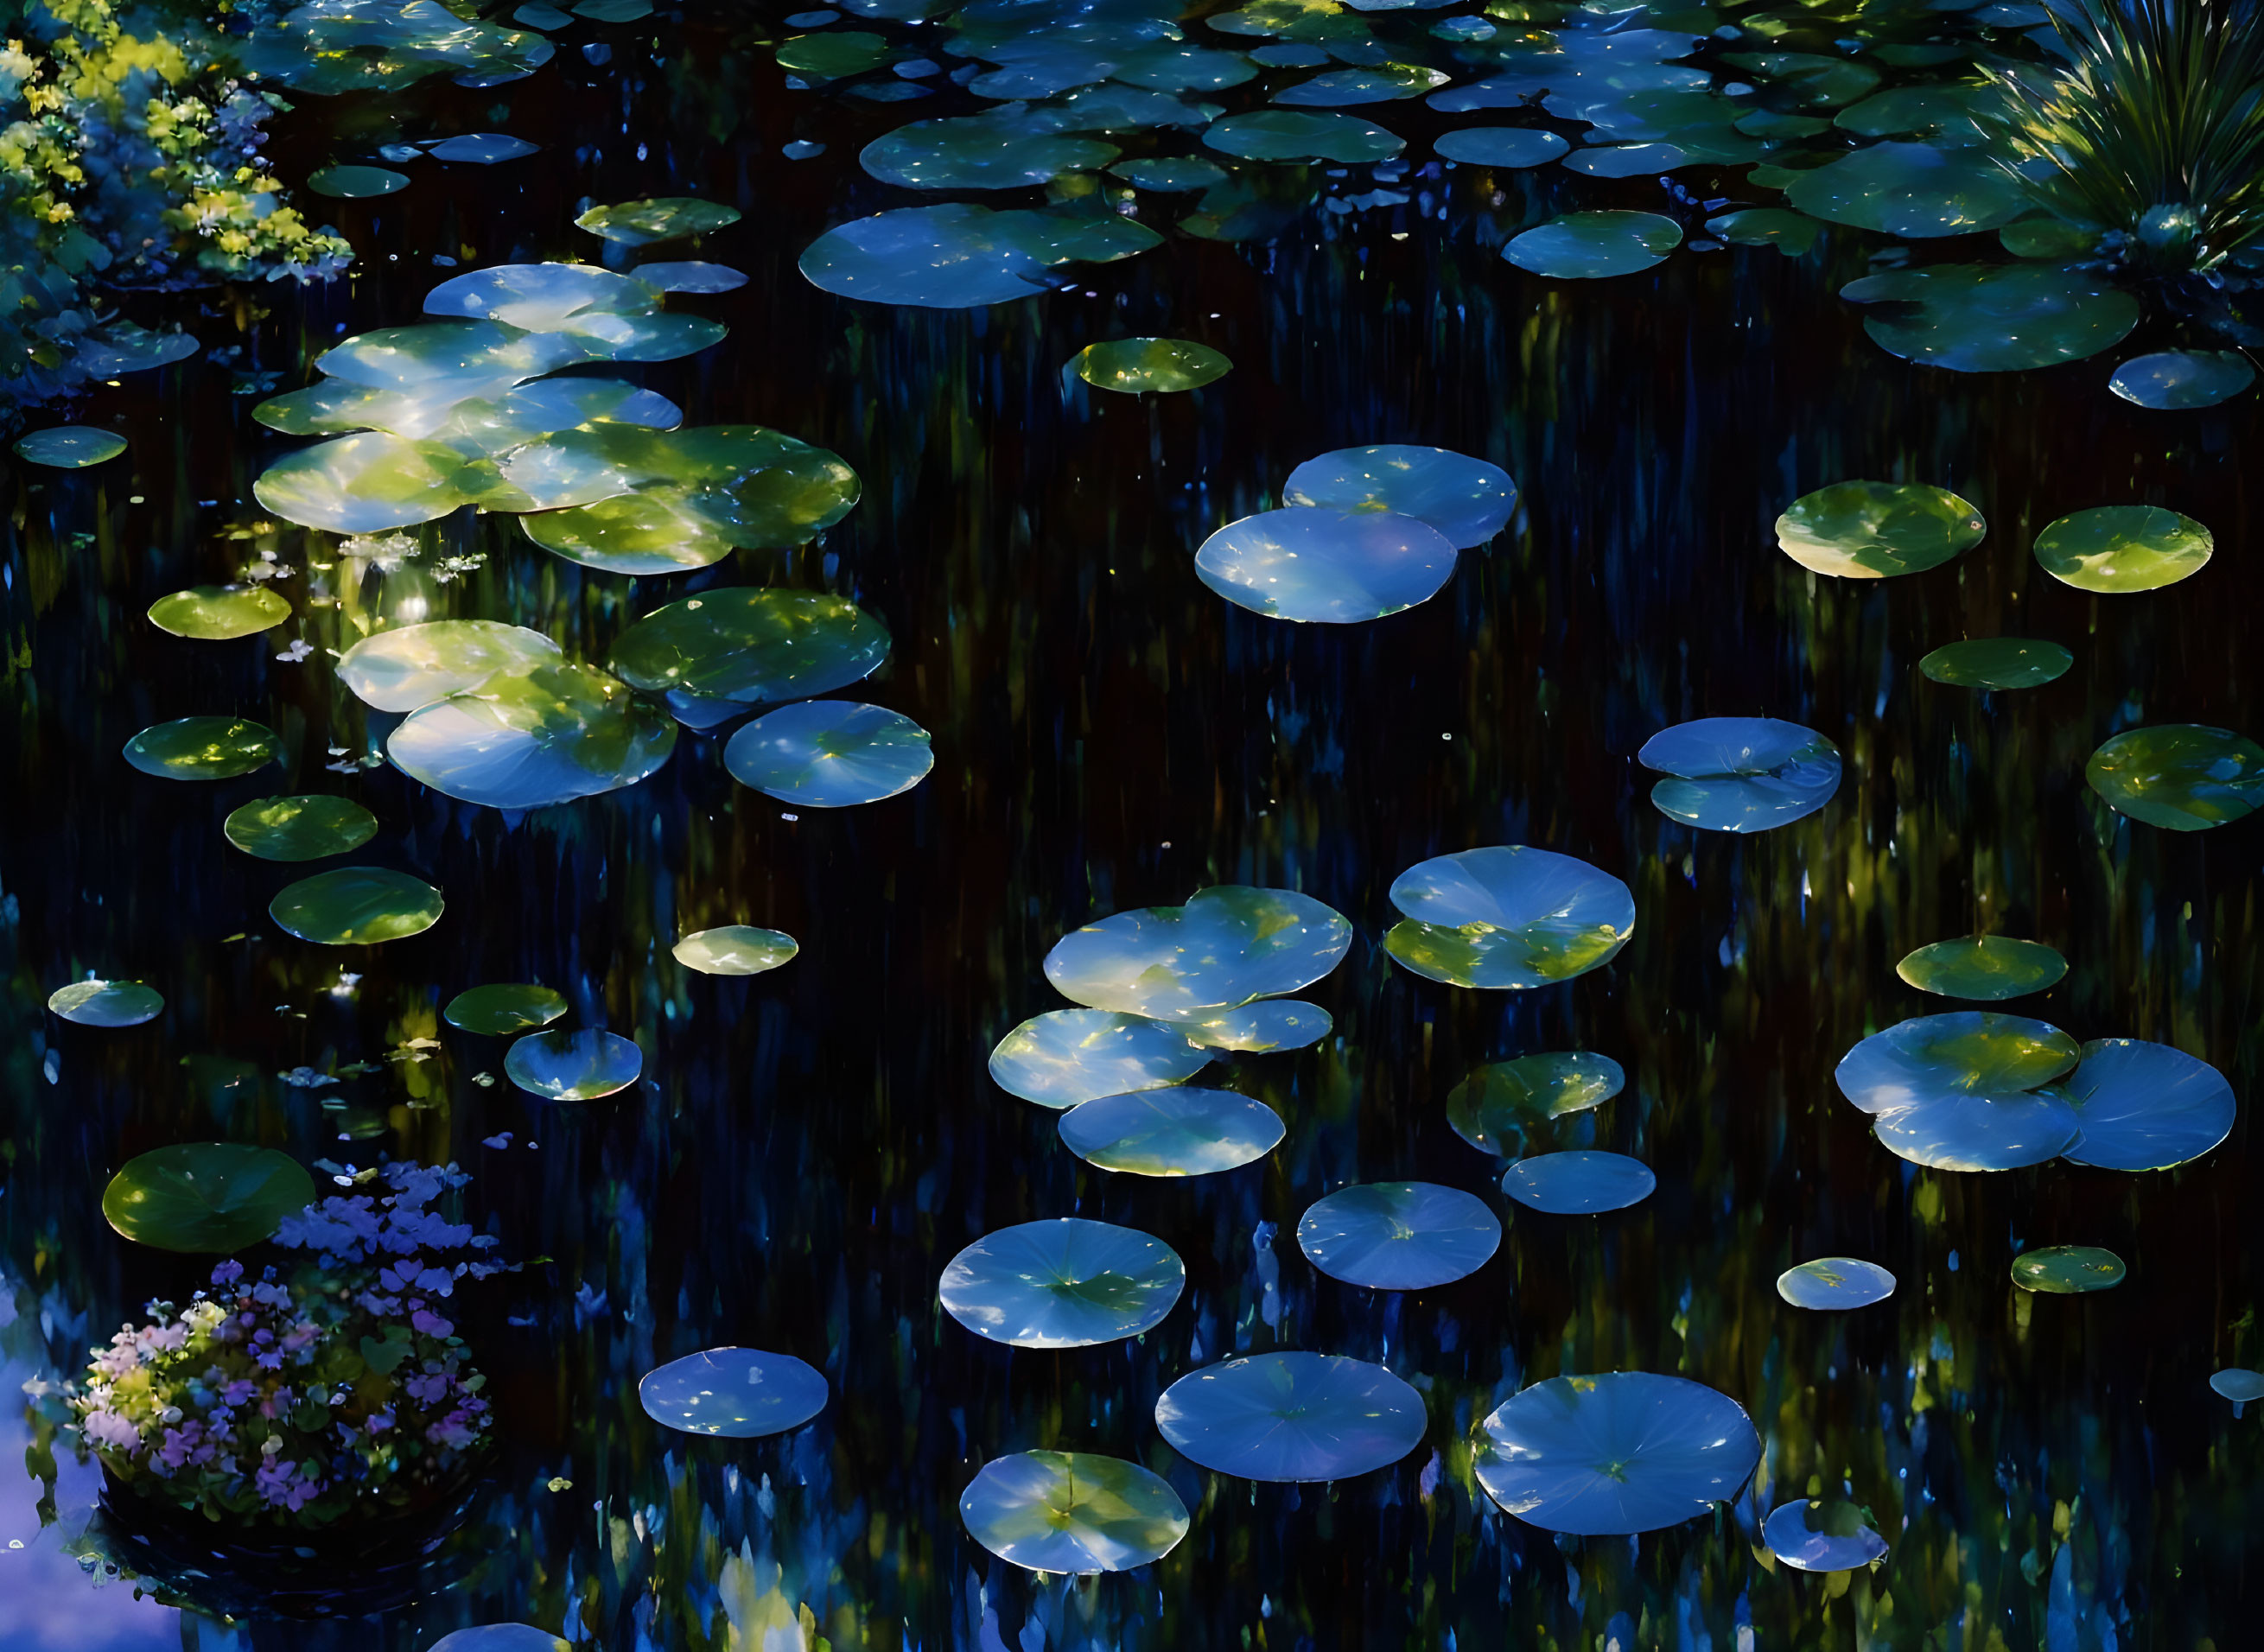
(1987, 0, 2264, 273)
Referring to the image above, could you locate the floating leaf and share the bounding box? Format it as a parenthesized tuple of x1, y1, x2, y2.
(1434, 127, 1569, 167)
(638, 1348, 828, 1436)
(1182, 999, 1332, 1052)
(388, 662, 679, 809)
(1841, 264, 2140, 373)
(1475, 1374, 1761, 1534)
(1784, 142, 2028, 237)
(672, 925, 799, 975)
(2059, 1039, 2235, 1171)
(1384, 846, 1635, 990)
(270, 867, 444, 944)
(800, 203, 1160, 307)
(611, 589, 889, 705)
(1703, 207, 1822, 256)
(2209, 1369, 2264, 1403)
(631, 261, 749, 294)
(1154, 1353, 1425, 1482)
(939, 1218, 1185, 1348)
(1296, 1182, 1501, 1289)
(2032, 505, 2212, 594)
(862, 113, 1118, 191)
(1281, 445, 1517, 549)
(1446, 1052, 1624, 1155)
(1775, 1257, 1896, 1310)
(1044, 885, 1351, 1023)
(722, 702, 933, 807)
(1504, 212, 1682, 279)
(124, 717, 279, 781)
(1194, 507, 1458, 623)
(148, 585, 293, 640)
(1835, 1013, 2079, 1112)
(988, 1009, 1209, 1108)
(254, 432, 483, 533)
(2010, 1246, 2124, 1293)
(505, 1028, 644, 1099)
(961, 1452, 1189, 1573)
(1896, 937, 2067, 1001)
(1763, 1500, 1890, 1571)
(444, 982, 569, 1035)
(2108, 350, 2254, 410)
(48, 980, 164, 1028)
(1074, 338, 1231, 393)
(1204, 110, 1404, 162)
(1500, 1151, 1655, 1215)
(1775, 480, 1986, 578)
(426, 133, 540, 163)
(1638, 718, 1841, 832)
(223, 796, 379, 861)
(1918, 638, 2071, 690)
(16, 425, 127, 467)
(1058, 1088, 1285, 1176)
(2086, 725, 2264, 831)
(102, 1144, 315, 1254)
(340, 621, 565, 713)
(577, 197, 741, 245)
(309, 164, 411, 198)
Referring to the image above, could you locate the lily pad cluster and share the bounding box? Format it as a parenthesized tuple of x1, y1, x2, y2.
(1383, 845, 1635, 990)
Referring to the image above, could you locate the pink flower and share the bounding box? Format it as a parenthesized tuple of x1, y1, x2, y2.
(82, 1409, 143, 1453)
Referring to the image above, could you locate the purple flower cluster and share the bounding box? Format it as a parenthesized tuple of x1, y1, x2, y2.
(70, 1162, 512, 1528)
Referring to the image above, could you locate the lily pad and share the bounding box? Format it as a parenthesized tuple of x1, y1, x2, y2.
(638, 1348, 828, 1437)
(2108, 350, 2254, 410)
(2058, 1039, 2235, 1171)
(1195, 506, 1458, 623)
(1296, 1182, 1502, 1289)
(387, 663, 679, 810)
(1074, 338, 1232, 393)
(1446, 1052, 1625, 1156)
(1504, 212, 1682, 279)
(939, 1218, 1185, 1348)
(1638, 718, 1841, 832)
(270, 867, 445, 944)
(48, 980, 165, 1028)
(504, 1028, 644, 1100)
(1475, 1374, 1761, 1534)
(1154, 1353, 1425, 1482)
(444, 982, 569, 1035)
(1703, 208, 1822, 256)
(576, 197, 741, 245)
(1384, 846, 1635, 990)
(631, 261, 749, 294)
(1500, 1151, 1655, 1215)
(430, 1630, 570, 1652)
(1896, 937, 2067, 1001)
(1058, 1087, 1285, 1175)
(1182, 998, 1332, 1052)
(254, 432, 482, 533)
(2031, 505, 2212, 594)
(148, 585, 294, 640)
(223, 796, 379, 862)
(124, 717, 279, 781)
(1434, 127, 1569, 167)
(1840, 264, 2140, 373)
(722, 702, 934, 807)
(1281, 445, 1517, 549)
(960, 1451, 1189, 1574)
(340, 621, 565, 713)
(1919, 638, 2072, 690)
(862, 113, 1118, 191)
(1203, 110, 1404, 162)
(1835, 1013, 2080, 1115)
(672, 925, 799, 975)
(426, 133, 540, 163)
(2085, 725, 2264, 831)
(2010, 1246, 2125, 1293)
(1784, 142, 2028, 238)
(989, 1009, 1209, 1108)
(2210, 1369, 2264, 1403)
(1763, 1500, 1890, 1571)
(1873, 1087, 2081, 1172)
(1776, 1257, 1896, 1310)
(800, 202, 1161, 308)
(102, 1144, 316, 1254)
(16, 425, 126, 467)
(611, 589, 889, 706)
(309, 164, 411, 198)
(1775, 480, 1987, 578)
(1044, 885, 1351, 1023)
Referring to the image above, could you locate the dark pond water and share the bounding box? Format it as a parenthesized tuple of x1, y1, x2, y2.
(3, 3, 2261, 1649)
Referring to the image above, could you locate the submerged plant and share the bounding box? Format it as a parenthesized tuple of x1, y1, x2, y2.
(1986, 0, 2264, 274)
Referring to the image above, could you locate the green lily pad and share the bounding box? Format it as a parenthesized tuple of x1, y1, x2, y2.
(270, 867, 445, 944)
(2010, 1246, 2125, 1294)
(576, 197, 741, 245)
(775, 29, 890, 77)
(1840, 264, 2140, 373)
(2000, 219, 2098, 260)
(862, 113, 1118, 191)
(309, 164, 411, 199)
(102, 1144, 315, 1253)
(1775, 480, 1986, 578)
(48, 980, 165, 1027)
(340, 621, 566, 714)
(15, 426, 127, 467)
(610, 588, 889, 706)
(1446, 1052, 1625, 1156)
(1919, 638, 2072, 690)
(1896, 936, 2067, 1001)
(1203, 110, 1405, 162)
(444, 982, 570, 1034)
(148, 585, 294, 640)
(124, 717, 280, 780)
(387, 662, 679, 809)
(1074, 338, 1232, 393)
(1704, 208, 1822, 256)
(1504, 212, 1682, 279)
(2031, 505, 2212, 594)
(253, 432, 482, 533)
(1834, 84, 1996, 146)
(1784, 142, 2029, 238)
(520, 488, 736, 575)
(2086, 725, 2264, 831)
(1109, 156, 1231, 191)
(960, 1451, 1190, 1574)
(223, 796, 379, 861)
(2108, 351, 2254, 410)
(672, 925, 799, 975)
(505, 1028, 644, 1099)
(1434, 127, 1570, 168)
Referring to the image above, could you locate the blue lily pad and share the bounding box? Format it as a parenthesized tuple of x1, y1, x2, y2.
(426, 132, 541, 162)
(939, 1218, 1185, 1348)
(2210, 1369, 2264, 1403)
(1872, 1088, 2081, 1172)
(48, 980, 165, 1028)
(1504, 212, 1682, 279)
(1476, 1374, 1761, 1534)
(2059, 1039, 2235, 1171)
(1776, 1257, 1896, 1310)
(799, 203, 1160, 307)
(1835, 1013, 2080, 1115)
(387, 663, 678, 810)
(1383, 846, 1636, 989)
(1058, 1088, 1285, 1176)
(1182, 998, 1332, 1052)
(1296, 1182, 1502, 1289)
(505, 1028, 644, 1100)
(1194, 507, 1458, 623)
(960, 1451, 1189, 1573)
(1154, 1353, 1426, 1482)
(2108, 350, 2254, 410)
(638, 1347, 828, 1436)
(989, 1010, 1210, 1108)
(2085, 725, 2264, 831)
(1638, 718, 1841, 832)
(722, 702, 934, 808)
(1434, 127, 1569, 167)
(1500, 1151, 1655, 1215)
(430, 1629, 569, 1652)
(1763, 1499, 1890, 1571)
(1281, 445, 1517, 549)
(1203, 110, 1404, 162)
(1044, 885, 1351, 1022)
